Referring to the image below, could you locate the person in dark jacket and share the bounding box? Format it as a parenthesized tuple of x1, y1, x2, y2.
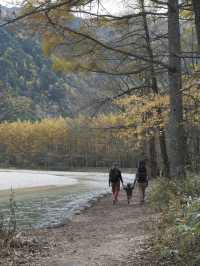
(135, 160, 148, 203)
(109, 163, 124, 204)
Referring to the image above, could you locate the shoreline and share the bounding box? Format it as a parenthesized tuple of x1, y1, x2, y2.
(0, 167, 136, 174)
(2, 186, 159, 266)
(45, 192, 110, 230)
(0, 170, 134, 229)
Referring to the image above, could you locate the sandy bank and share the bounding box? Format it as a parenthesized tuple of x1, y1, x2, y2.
(1, 186, 159, 266)
(36, 187, 157, 266)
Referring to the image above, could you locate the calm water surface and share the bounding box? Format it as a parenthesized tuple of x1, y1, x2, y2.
(0, 170, 134, 228)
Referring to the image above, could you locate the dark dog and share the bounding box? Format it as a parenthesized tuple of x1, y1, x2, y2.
(123, 183, 135, 204)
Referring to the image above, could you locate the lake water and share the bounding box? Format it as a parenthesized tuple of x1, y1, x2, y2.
(0, 170, 134, 228)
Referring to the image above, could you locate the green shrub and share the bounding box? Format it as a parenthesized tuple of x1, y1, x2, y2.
(149, 178, 178, 211)
(149, 176, 200, 265)
(177, 175, 200, 198)
(149, 175, 200, 211)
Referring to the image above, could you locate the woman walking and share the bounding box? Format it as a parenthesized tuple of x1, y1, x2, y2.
(135, 160, 148, 203)
(109, 163, 124, 204)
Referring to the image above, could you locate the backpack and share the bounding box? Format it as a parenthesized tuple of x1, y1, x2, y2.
(109, 168, 121, 183)
(137, 167, 147, 183)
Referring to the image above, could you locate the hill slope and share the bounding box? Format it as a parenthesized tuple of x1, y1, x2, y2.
(0, 27, 74, 120)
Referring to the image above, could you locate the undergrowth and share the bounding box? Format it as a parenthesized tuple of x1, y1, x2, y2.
(149, 175, 200, 266)
(0, 190, 48, 265)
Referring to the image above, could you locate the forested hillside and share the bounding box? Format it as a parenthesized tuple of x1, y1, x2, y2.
(0, 17, 114, 120)
(0, 27, 74, 119)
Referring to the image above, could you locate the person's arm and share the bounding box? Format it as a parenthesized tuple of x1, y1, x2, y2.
(133, 171, 138, 188)
(119, 170, 124, 185)
(131, 179, 136, 189)
(132, 179, 136, 189)
(109, 170, 111, 187)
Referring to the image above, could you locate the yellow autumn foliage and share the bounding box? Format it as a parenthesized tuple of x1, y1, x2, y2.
(51, 56, 80, 72)
(0, 117, 135, 169)
(42, 32, 65, 56)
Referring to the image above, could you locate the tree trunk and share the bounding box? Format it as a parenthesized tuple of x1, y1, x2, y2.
(148, 136, 158, 179)
(192, 0, 200, 49)
(140, 0, 170, 177)
(168, 0, 186, 177)
(158, 130, 170, 177)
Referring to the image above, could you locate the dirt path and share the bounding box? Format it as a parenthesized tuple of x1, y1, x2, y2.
(35, 187, 156, 266)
